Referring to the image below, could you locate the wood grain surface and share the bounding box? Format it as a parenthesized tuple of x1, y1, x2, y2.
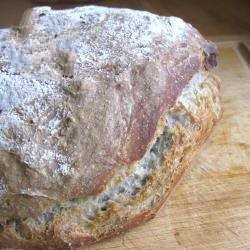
(82, 40, 250, 249)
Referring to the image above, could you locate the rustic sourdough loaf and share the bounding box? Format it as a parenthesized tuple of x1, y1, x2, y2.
(0, 6, 221, 249)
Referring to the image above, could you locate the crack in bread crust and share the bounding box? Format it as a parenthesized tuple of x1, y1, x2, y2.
(0, 71, 222, 248)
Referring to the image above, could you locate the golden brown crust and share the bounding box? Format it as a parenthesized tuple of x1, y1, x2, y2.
(79, 71, 222, 247)
(76, 74, 222, 247)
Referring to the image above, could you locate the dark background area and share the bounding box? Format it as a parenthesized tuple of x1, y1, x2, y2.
(0, 0, 250, 38)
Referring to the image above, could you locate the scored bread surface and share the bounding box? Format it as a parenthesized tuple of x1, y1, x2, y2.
(0, 6, 221, 249)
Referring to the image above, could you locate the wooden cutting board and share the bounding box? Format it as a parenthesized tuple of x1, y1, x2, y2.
(87, 38, 250, 250)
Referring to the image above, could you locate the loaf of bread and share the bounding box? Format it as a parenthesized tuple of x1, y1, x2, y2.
(0, 6, 221, 249)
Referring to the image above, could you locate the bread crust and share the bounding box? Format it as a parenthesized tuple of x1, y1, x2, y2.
(0, 6, 217, 204)
(0, 6, 221, 249)
(0, 70, 221, 248)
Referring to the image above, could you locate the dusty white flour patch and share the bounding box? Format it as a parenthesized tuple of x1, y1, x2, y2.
(0, 6, 207, 199)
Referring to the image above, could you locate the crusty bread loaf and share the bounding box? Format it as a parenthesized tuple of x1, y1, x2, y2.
(0, 6, 221, 249)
